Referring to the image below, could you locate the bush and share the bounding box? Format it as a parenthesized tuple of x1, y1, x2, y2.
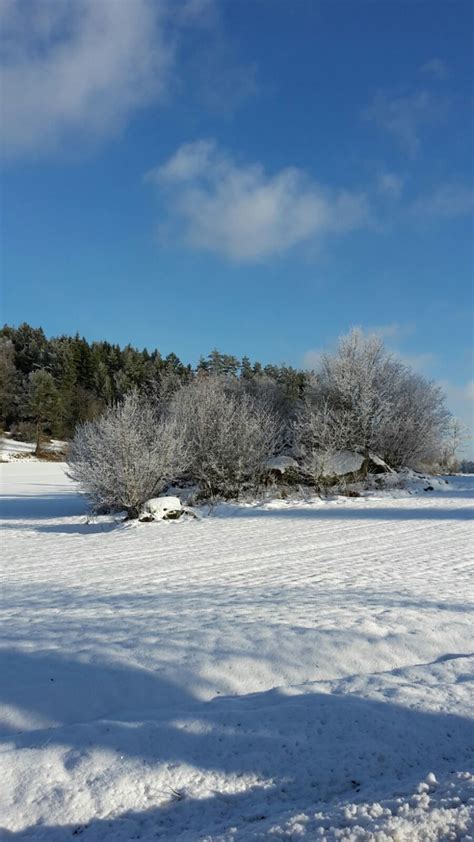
(68, 391, 187, 517)
(295, 330, 450, 471)
(170, 375, 282, 498)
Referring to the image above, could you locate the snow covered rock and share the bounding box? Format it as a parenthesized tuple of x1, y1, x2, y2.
(317, 450, 392, 480)
(139, 496, 183, 521)
(368, 451, 393, 473)
(317, 450, 365, 478)
(266, 455, 299, 474)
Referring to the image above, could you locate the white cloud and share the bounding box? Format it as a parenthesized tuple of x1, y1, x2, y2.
(420, 58, 449, 80)
(365, 91, 447, 157)
(147, 140, 370, 261)
(409, 183, 474, 218)
(0, 0, 174, 158)
(1, 0, 247, 159)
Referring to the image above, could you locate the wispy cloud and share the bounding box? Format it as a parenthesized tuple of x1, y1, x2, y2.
(302, 324, 418, 372)
(409, 183, 474, 218)
(443, 379, 474, 411)
(302, 349, 324, 371)
(147, 140, 370, 261)
(0, 0, 254, 159)
(357, 327, 436, 375)
(377, 172, 405, 199)
(186, 40, 258, 114)
(358, 325, 431, 370)
(0, 0, 174, 158)
(420, 58, 449, 80)
(398, 351, 436, 374)
(368, 322, 416, 341)
(465, 380, 474, 402)
(173, 0, 258, 113)
(439, 379, 474, 452)
(365, 91, 448, 157)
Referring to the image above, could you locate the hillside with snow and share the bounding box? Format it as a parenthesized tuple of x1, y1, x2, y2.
(0, 460, 473, 840)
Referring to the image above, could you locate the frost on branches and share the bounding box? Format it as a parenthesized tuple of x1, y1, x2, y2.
(68, 331, 455, 514)
(68, 390, 188, 518)
(294, 330, 450, 479)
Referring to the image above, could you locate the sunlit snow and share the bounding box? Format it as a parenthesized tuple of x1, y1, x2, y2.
(0, 459, 473, 840)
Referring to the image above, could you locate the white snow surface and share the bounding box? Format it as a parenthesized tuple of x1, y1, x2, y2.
(0, 437, 67, 462)
(0, 438, 36, 461)
(0, 463, 473, 840)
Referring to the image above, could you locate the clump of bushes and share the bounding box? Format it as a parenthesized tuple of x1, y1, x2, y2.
(68, 380, 280, 516)
(68, 331, 454, 516)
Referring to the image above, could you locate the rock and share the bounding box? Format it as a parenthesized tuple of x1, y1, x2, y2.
(318, 450, 393, 480)
(265, 455, 299, 474)
(139, 496, 183, 521)
(317, 450, 365, 478)
(367, 452, 393, 474)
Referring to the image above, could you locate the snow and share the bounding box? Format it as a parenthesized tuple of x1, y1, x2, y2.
(367, 452, 392, 471)
(265, 456, 299, 474)
(317, 450, 365, 477)
(0, 462, 473, 840)
(0, 438, 35, 461)
(140, 496, 183, 520)
(0, 437, 67, 462)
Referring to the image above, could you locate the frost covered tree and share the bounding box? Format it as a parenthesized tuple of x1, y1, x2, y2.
(170, 376, 281, 498)
(68, 390, 188, 517)
(295, 329, 450, 472)
(293, 398, 356, 481)
(438, 418, 469, 472)
(381, 371, 451, 468)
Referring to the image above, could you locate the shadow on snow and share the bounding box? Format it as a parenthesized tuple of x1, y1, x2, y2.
(0, 646, 473, 840)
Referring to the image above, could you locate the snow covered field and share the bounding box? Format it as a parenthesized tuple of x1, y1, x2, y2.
(0, 462, 473, 840)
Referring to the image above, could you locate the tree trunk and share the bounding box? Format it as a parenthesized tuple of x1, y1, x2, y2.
(35, 419, 42, 456)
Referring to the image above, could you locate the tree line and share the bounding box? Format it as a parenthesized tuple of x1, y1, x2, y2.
(0, 322, 306, 446)
(1, 323, 457, 512)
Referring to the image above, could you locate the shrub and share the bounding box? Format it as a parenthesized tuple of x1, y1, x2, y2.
(68, 390, 187, 517)
(170, 375, 281, 498)
(296, 329, 450, 471)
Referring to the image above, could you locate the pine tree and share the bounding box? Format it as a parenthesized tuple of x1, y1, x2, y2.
(240, 356, 254, 380)
(27, 368, 61, 454)
(0, 338, 18, 426)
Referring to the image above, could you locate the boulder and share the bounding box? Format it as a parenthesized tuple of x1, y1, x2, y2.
(139, 496, 183, 521)
(316, 450, 392, 481)
(367, 452, 393, 474)
(265, 455, 300, 474)
(317, 450, 365, 478)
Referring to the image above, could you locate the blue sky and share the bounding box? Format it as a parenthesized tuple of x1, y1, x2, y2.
(1, 0, 473, 447)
